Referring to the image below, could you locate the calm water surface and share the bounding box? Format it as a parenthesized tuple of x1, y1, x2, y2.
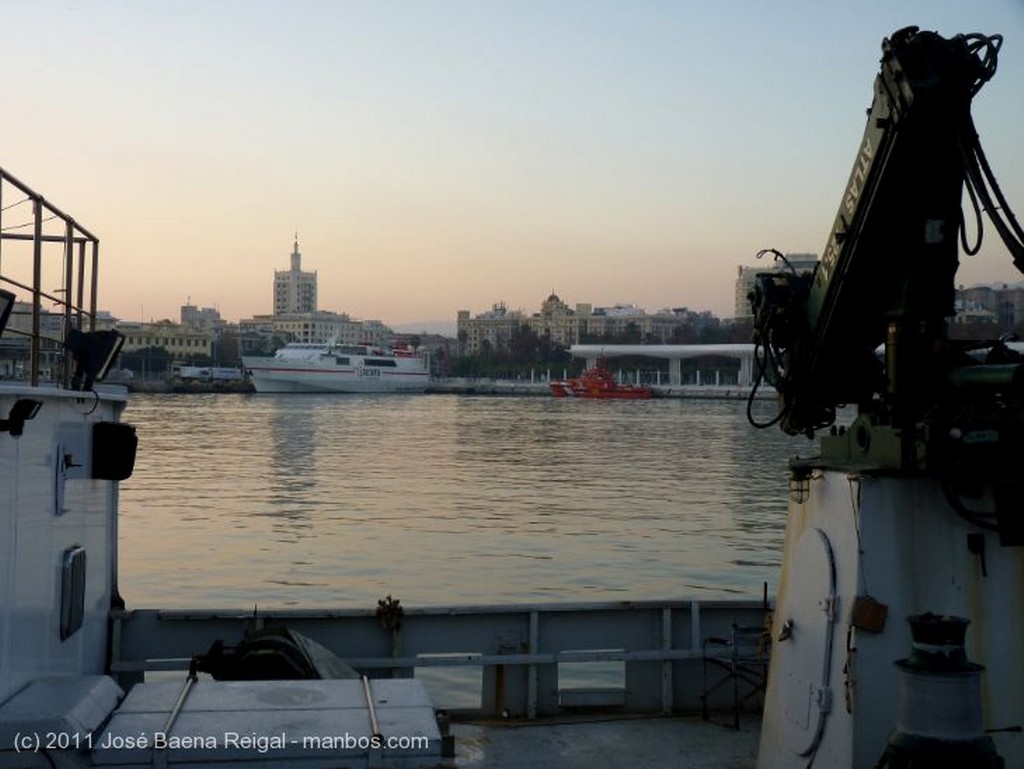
(118, 394, 810, 610)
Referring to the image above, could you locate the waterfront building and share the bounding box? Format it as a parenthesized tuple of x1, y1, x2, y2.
(955, 282, 1024, 328)
(238, 314, 277, 355)
(274, 237, 318, 315)
(457, 302, 529, 355)
(458, 296, 732, 356)
(263, 312, 392, 347)
(271, 310, 363, 345)
(733, 252, 818, 320)
(582, 303, 646, 341)
(93, 310, 119, 331)
(239, 315, 275, 336)
(116, 320, 213, 358)
(582, 305, 723, 344)
(527, 293, 581, 349)
(953, 299, 999, 326)
(647, 307, 710, 341)
(180, 302, 224, 332)
(359, 319, 392, 347)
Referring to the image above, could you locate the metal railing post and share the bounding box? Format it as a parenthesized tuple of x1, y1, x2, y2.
(31, 197, 42, 385)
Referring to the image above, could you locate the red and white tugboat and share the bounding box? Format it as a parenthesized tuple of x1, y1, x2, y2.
(550, 357, 653, 399)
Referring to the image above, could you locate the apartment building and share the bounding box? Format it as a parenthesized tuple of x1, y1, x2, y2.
(457, 296, 724, 355)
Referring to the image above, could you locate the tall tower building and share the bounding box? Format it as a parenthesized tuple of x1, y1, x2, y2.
(273, 236, 318, 316)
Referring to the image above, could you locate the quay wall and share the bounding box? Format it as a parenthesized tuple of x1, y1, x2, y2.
(429, 380, 767, 399)
(124, 378, 770, 400)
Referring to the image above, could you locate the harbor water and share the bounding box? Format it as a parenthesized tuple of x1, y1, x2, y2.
(119, 393, 812, 610)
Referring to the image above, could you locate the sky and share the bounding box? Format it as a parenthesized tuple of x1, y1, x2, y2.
(3, 0, 1023, 331)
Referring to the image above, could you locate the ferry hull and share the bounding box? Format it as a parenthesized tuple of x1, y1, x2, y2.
(243, 358, 429, 394)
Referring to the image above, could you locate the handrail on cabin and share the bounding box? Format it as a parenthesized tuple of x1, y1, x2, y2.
(0, 167, 100, 387)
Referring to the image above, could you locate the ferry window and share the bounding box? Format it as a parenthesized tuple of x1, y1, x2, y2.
(365, 359, 397, 367)
(335, 357, 350, 365)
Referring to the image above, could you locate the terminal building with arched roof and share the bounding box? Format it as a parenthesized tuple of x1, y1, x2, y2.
(569, 343, 756, 387)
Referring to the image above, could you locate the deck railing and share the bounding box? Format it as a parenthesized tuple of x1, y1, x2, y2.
(110, 598, 771, 719)
(0, 167, 100, 386)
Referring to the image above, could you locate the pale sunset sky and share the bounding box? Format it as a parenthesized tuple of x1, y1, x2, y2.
(3, 1, 1023, 330)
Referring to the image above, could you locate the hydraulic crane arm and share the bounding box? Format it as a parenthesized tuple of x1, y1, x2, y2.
(750, 27, 1024, 438)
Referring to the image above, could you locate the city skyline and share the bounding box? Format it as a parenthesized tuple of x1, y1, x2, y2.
(3, 1, 1023, 329)
(101, 239, 1024, 333)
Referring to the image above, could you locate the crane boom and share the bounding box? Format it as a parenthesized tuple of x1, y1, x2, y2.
(750, 27, 1020, 441)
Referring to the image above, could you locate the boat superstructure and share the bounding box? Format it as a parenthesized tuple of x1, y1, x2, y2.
(243, 341, 429, 393)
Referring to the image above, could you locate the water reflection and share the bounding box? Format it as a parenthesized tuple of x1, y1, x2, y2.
(120, 394, 801, 609)
(265, 396, 319, 531)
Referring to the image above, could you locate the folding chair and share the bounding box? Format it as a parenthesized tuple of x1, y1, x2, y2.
(700, 623, 770, 729)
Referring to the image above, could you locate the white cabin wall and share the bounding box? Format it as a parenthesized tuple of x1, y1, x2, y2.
(0, 386, 126, 705)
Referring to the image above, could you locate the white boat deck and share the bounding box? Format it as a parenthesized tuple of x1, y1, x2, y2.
(452, 714, 759, 768)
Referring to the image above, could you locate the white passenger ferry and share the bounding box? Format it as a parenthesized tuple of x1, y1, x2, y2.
(242, 341, 429, 393)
